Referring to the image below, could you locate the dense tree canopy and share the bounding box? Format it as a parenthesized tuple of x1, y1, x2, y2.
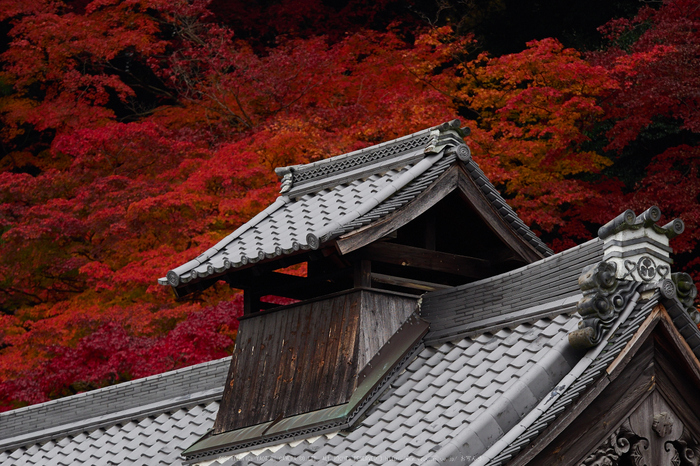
(0, 0, 698, 410)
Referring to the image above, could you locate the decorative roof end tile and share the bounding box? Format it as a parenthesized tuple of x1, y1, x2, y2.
(568, 261, 641, 349)
(424, 120, 470, 157)
(570, 206, 696, 349)
(275, 166, 295, 194)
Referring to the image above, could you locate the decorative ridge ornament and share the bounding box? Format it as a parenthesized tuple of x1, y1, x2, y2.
(424, 120, 471, 156)
(569, 207, 697, 349)
(274, 167, 294, 194)
(568, 261, 642, 349)
(598, 206, 684, 241)
(599, 206, 683, 282)
(274, 119, 471, 194)
(671, 272, 700, 324)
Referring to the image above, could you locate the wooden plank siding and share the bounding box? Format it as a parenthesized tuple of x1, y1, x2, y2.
(357, 291, 417, 371)
(214, 289, 418, 433)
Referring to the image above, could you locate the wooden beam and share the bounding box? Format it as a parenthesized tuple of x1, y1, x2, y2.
(371, 272, 452, 292)
(360, 242, 492, 279)
(243, 289, 260, 315)
(334, 165, 545, 264)
(425, 210, 436, 250)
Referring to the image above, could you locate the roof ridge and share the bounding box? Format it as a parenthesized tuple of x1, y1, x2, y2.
(424, 294, 582, 344)
(0, 357, 230, 443)
(275, 129, 434, 194)
(275, 120, 468, 197)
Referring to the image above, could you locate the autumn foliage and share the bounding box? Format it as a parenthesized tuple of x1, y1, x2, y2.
(0, 0, 698, 409)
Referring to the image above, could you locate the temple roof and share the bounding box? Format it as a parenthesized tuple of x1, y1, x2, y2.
(159, 120, 551, 295)
(3, 123, 699, 466)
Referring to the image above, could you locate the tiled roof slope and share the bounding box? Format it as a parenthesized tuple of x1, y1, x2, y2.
(0, 401, 218, 466)
(0, 357, 230, 465)
(207, 314, 581, 466)
(421, 238, 603, 344)
(483, 284, 700, 466)
(160, 121, 552, 290)
(483, 293, 659, 466)
(163, 150, 448, 288)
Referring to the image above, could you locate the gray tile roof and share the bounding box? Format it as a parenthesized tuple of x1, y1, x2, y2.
(0, 358, 230, 465)
(3, 234, 698, 466)
(160, 121, 552, 290)
(196, 248, 700, 466)
(482, 292, 660, 466)
(421, 238, 603, 344)
(206, 314, 582, 466)
(0, 401, 219, 466)
(162, 146, 440, 288)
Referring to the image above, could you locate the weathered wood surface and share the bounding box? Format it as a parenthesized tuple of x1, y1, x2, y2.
(214, 289, 418, 433)
(354, 259, 371, 288)
(357, 291, 416, 371)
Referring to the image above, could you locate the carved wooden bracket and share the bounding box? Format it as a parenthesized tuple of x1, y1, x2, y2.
(580, 393, 700, 466)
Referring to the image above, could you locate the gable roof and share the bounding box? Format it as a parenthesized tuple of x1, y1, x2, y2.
(159, 120, 551, 296)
